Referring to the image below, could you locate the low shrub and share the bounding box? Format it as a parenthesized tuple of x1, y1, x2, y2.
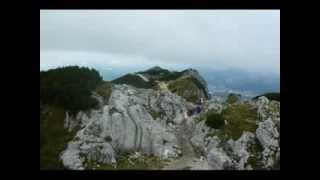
(205, 111, 225, 129)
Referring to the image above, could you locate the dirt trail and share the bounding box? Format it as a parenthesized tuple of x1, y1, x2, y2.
(162, 118, 199, 170)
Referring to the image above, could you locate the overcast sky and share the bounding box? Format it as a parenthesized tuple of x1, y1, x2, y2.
(40, 10, 280, 75)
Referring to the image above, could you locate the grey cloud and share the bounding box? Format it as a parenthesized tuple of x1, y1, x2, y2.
(40, 10, 280, 74)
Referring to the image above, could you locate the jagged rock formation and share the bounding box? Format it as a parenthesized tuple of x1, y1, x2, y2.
(207, 147, 232, 170)
(61, 84, 189, 170)
(225, 132, 255, 170)
(182, 96, 280, 170)
(54, 67, 280, 170)
(255, 96, 280, 169)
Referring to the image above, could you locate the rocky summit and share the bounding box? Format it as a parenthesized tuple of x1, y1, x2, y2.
(61, 84, 188, 169)
(40, 66, 280, 170)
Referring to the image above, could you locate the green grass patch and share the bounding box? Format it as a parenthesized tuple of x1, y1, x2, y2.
(40, 106, 75, 169)
(205, 111, 225, 129)
(94, 81, 112, 103)
(221, 103, 258, 140)
(168, 77, 203, 103)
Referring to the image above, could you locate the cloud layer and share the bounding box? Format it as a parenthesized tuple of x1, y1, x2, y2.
(40, 10, 280, 75)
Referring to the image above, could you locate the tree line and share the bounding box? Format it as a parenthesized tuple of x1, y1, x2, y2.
(40, 66, 103, 113)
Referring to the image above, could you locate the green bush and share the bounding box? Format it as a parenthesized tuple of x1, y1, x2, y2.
(205, 112, 225, 129)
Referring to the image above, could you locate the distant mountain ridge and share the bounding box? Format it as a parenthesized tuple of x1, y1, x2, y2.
(95, 65, 279, 98)
(112, 66, 209, 103)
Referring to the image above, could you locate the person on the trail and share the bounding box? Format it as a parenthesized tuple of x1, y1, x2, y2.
(196, 106, 202, 114)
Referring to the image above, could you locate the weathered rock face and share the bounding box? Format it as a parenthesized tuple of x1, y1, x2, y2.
(225, 132, 255, 170)
(91, 92, 104, 108)
(207, 147, 232, 170)
(61, 81, 280, 170)
(256, 119, 279, 168)
(61, 84, 189, 170)
(256, 119, 279, 150)
(64, 112, 80, 132)
(61, 140, 116, 170)
(256, 96, 280, 122)
(189, 120, 216, 155)
(196, 131, 256, 170)
(255, 96, 280, 169)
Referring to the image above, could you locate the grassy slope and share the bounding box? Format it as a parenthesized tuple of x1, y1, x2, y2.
(84, 152, 168, 170)
(168, 77, 202, 103)
(40, 106, 75, 169)
(202, 102, 266, 169)
(221, 103, 258, 140)
(203, 102, 258, 141)
(94, 81, 112, 103)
